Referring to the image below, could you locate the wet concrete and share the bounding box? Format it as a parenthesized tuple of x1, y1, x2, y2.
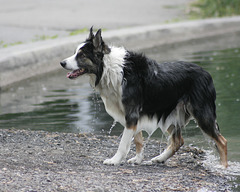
(0, 0, 191, 45)
(1, 16, 240, 88)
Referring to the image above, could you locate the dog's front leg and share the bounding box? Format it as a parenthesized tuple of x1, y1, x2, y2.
(103, 126, 135, 165)
(127, 131, 144, 164)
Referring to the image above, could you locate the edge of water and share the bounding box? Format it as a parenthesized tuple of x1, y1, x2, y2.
(1, 17, 240, 89)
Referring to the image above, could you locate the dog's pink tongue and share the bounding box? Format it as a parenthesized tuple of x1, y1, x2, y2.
(67, 71, 77, 79)
(67, 69, 82, 79)
(67, 72, 72, 78)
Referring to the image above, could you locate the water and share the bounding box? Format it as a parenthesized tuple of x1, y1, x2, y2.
(108, 120, 117, 135)
(1, 34, 240, 190)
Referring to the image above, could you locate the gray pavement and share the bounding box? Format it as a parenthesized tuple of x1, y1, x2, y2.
(0, 0, 192, 46)
(1, 0, 240, 89)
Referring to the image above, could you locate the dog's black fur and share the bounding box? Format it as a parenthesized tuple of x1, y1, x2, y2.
(122, 53, 217, 136)
(60, 28, 228, 167)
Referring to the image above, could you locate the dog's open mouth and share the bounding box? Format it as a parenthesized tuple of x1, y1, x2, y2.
(67, 68, 86, 79)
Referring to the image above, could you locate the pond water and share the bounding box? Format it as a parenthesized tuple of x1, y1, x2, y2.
(1, 34, 240, 190)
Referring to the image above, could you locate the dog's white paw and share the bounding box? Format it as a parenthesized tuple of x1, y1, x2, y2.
(150, 154, 166, 163)
(151, 149, 173, 163)
(127, 154, 143, 165)
(103, 157, 121, 165)
(103, 158, 118, 165)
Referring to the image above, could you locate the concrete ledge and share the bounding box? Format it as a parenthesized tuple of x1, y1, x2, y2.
(1, 16, 240, 88)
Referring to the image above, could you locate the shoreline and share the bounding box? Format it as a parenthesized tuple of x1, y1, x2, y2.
(0, 129, 232, 191)
(1, 17, 240, 89)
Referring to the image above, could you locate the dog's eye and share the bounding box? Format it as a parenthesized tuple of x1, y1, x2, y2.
(77, 52, 85, 58)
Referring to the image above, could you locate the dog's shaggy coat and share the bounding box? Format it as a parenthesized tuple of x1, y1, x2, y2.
(60, 28, 228, 167)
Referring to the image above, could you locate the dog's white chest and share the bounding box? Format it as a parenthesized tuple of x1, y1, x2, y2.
(100, 92, 125, 125)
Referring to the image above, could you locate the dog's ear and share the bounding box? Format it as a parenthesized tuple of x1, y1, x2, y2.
(93, 29, 110, 54)
(93, 29, 102, 51)
(87, 26, 94, 40)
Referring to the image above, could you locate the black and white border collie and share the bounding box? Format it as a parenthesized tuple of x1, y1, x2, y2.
(60, 28, 228, 168)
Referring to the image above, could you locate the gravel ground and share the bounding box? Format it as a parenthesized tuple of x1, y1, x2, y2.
(0, 129, 232, 192)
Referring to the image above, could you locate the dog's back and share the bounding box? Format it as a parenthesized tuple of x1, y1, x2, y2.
(60, 28, 228, 168)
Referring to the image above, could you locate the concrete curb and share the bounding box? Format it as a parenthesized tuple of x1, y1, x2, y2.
(1, 16, 240, 89)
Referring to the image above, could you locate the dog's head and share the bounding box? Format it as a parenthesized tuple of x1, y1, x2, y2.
(60, 27, 110, 86)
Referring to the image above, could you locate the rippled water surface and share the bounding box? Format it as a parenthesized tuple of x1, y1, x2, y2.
(1, 35, 240, 190)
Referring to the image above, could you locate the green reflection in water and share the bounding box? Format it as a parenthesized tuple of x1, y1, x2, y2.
(187, 48, 240, 162)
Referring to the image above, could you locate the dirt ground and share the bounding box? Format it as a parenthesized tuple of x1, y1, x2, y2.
(0, 129, 232, 192)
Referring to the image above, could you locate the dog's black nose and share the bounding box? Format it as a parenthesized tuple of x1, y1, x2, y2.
(60, 61, 66, 68)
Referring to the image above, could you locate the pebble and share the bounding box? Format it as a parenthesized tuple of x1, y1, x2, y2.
(0, 129, 232, 191)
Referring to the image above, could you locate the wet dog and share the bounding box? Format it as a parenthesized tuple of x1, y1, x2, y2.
(60, 28, 228, 167)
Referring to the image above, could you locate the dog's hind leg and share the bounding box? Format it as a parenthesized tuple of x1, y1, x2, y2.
(203, 126, 228, 168)
(214, 133, 228, 168)
(127, 131, 144, 164)
(151, 125, 184, 163)
(103, 126, 135, 165)
(198, 118, 228, 167)
(193, 108, 228, 167)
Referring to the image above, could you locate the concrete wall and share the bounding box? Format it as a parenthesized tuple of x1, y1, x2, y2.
(1, 17, 240, 89)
